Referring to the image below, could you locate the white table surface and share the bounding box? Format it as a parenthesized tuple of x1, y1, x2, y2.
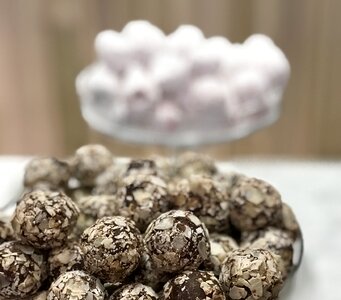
(0, 156, 340, 299)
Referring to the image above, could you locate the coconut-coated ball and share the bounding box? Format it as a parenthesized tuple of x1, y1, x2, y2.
(162, 270, 226, 300)
(219, 249, 284, 300)
(71, 144, 113, 186)
(81, 216, 143, 283)
(229, 177, 282, 231)
(144, 210, 210, 273)
(109, 283, 158, 300)
(0, 241, 47, 298)
(47, 270, 106, 300)
(11, 190, 80, 249)
(24, 157, 70, 190)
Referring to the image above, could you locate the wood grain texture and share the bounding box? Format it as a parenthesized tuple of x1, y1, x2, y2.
(0, 0, 340, 158)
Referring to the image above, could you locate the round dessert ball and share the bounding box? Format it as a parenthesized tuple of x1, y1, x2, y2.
(0, 241, 47, 298)
(47, 270, 106, 300)
(170, 175, 230, 232)
(229, 177, 282, 231)
(93, 163, 126, 195)
(219, 249, 284, 300)
(109, 283, 158, 300)
(241, 227, 294, 278)
(117, 174, 172, 232)
(75, 195, 119, 236)
(174, 152, 217, 178)
(24, 157, 70, 190)
(48, 241, 84, 280)
(81, 216, 143, 283)
(71, 144, 113, 186)
(0, 220, 13, 243)
(162, 270, 226, 300)
(277, 202, 300, 239)
(204, 233, 238, 275)
(11, 190, 80, 249)
(144, 210, 210, 273)
(125, 159, 159, 177)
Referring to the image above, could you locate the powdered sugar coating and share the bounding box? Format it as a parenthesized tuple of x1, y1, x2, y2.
(47, 270, 106, 300)
(0, 241, 47, 298)
(81, 216, 143, 283)
(144, 210, 210, 273)
(11, 190, 80, 249)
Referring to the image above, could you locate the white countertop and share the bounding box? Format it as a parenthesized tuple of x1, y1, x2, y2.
(0, 156, 340, 299)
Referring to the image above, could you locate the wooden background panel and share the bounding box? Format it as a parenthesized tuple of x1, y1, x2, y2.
(0, 0, 340, 158)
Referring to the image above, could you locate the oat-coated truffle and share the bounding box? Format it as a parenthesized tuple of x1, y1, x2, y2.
(71, 144, 113, 186)
(162, 270, 226, 300)
(48, 241, 84, 280)
(117, 174, 171, 232)
(205, 233, 238, 276)
(175, 152, 217, 178)
(81, 216, 143, 283)
(241, 227, 294, 278)
(277, 203, 300, 239)
(75, 195, 119, 235)
(0, 220, 13, 243)
(47, 270, 106, 300)
(24, 157, 70, 190)
(11, 190, 79, 249)
(170, 175, 230, 232)
(93, 163, 126, 195)
(125, 159, 159, 177)
(0, 241, 47, 298)
(110, 283, 158, 300)
(219, 249, 283, 300)
(229, 177, 282, 231)
(144, 210, 210, 273)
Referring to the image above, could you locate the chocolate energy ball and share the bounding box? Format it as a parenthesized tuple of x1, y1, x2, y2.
(162, 270, 226, 300)
(204, 233, 238, 276)
(48, 242, 84, 280)
(75, 195, 119, 236)
(125, 159, 159, 177)
(229, 177, 282, 232)
(277, 203, 300, 239)
(219, 249, 283, 300)
(144, 210, 210, 273)
(24, 157, 70, 190)
(0, 241, 47, 298)
(81, 216, 143, 283)
(170, 175, 230, 232)
(11, 190, 80, 249)
(117, 174, 172, 232)
(241, 227, 294, 278)
(47, 270, 106, 300)
(110, 283, 158, 300)
(0, 220, 13, 243)
(93, 163, 126, 195)
(71, 144, 113, 186)
(174, 152, 217, 178)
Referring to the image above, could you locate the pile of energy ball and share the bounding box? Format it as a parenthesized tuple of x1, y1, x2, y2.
(0, 144, 301, 300)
